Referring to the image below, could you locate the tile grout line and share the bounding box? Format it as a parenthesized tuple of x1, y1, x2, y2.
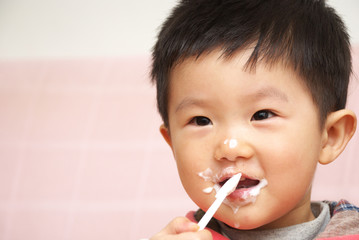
(0, 63, 48, 240)
(61, 60, 113, 240)
(128, 105, 161, 239)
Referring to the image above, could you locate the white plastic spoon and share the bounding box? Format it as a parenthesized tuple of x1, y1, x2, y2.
(197, 173, 242, 230)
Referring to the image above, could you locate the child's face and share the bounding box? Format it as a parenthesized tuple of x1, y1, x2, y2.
(161, 49, 325, 229)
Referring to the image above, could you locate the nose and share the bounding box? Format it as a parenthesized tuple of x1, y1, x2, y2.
(214, 137, 254, 162)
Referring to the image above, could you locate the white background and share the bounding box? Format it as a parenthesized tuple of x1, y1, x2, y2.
(0, 0, 358, 59)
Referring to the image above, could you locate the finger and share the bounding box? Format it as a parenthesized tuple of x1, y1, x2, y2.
(151, 229, 212, 240)
(173, 229, 213, 240)
(163, 217, 200, 234)
(197, 229, 213, 240)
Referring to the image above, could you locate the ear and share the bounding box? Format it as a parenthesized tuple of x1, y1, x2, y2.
(319, 109, 357, 165)
(160, 124, 173, 148)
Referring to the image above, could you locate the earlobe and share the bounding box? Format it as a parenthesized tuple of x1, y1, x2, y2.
(160, 124, 173, 148)
(319, 109, 357, 165)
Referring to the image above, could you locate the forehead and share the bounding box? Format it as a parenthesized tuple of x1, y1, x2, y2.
(169, 48, 305, 93)
(170, 47, 303, 84)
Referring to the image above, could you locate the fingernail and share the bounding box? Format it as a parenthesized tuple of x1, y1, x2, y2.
(187, 222, 200, 231)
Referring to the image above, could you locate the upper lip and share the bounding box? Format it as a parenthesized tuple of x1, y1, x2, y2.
(219, 174, 261, 190)
(219, 173, 245, 183)
(217, 170, 257, 182)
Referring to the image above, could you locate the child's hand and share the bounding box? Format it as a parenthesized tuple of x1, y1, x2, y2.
(150, 217, 213, 240)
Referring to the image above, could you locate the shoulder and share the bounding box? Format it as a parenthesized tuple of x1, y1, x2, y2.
(324, 199, 359, 215)
(317, 199, 359, 239)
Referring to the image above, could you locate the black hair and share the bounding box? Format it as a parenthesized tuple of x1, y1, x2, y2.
(151, 0, 351, 127)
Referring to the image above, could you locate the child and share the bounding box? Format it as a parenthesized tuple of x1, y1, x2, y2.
(150, 0, 359, 239)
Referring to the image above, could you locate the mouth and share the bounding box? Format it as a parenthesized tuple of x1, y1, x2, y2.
(217, 173, 267, 203)
(219, 175, 260, 190)
(198, 168, 268, 212)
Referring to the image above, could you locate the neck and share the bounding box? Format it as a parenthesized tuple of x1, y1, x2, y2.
(260, 193, 315, 230)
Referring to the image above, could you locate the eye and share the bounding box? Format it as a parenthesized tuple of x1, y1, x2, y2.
(189, 116, 212, 126)
(251, 110, 275, 121)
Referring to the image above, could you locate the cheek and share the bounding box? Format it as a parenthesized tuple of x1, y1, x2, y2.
(267, 149, 317, 184)
(172, 139, 206, 185)
(172, 134, 213, 170)
(171, 137, 216, 206)
(261, 133, 319, 196)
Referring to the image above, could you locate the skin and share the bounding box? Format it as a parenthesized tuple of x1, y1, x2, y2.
(153, 48, 356, 239)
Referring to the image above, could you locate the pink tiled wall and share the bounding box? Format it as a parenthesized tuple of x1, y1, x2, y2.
(0, 46, 358, 240)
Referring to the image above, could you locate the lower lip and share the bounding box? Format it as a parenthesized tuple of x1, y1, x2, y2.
(227, 187, 254, 200)
(227, 178, 268, 203)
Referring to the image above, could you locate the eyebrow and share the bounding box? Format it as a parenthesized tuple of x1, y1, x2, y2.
(252, 87, 288, 102)
(175, 98, 208, 113)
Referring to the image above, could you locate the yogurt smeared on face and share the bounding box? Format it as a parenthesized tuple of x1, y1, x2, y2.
(198, 167, 268, 213)
(202, 186, 214, 194)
